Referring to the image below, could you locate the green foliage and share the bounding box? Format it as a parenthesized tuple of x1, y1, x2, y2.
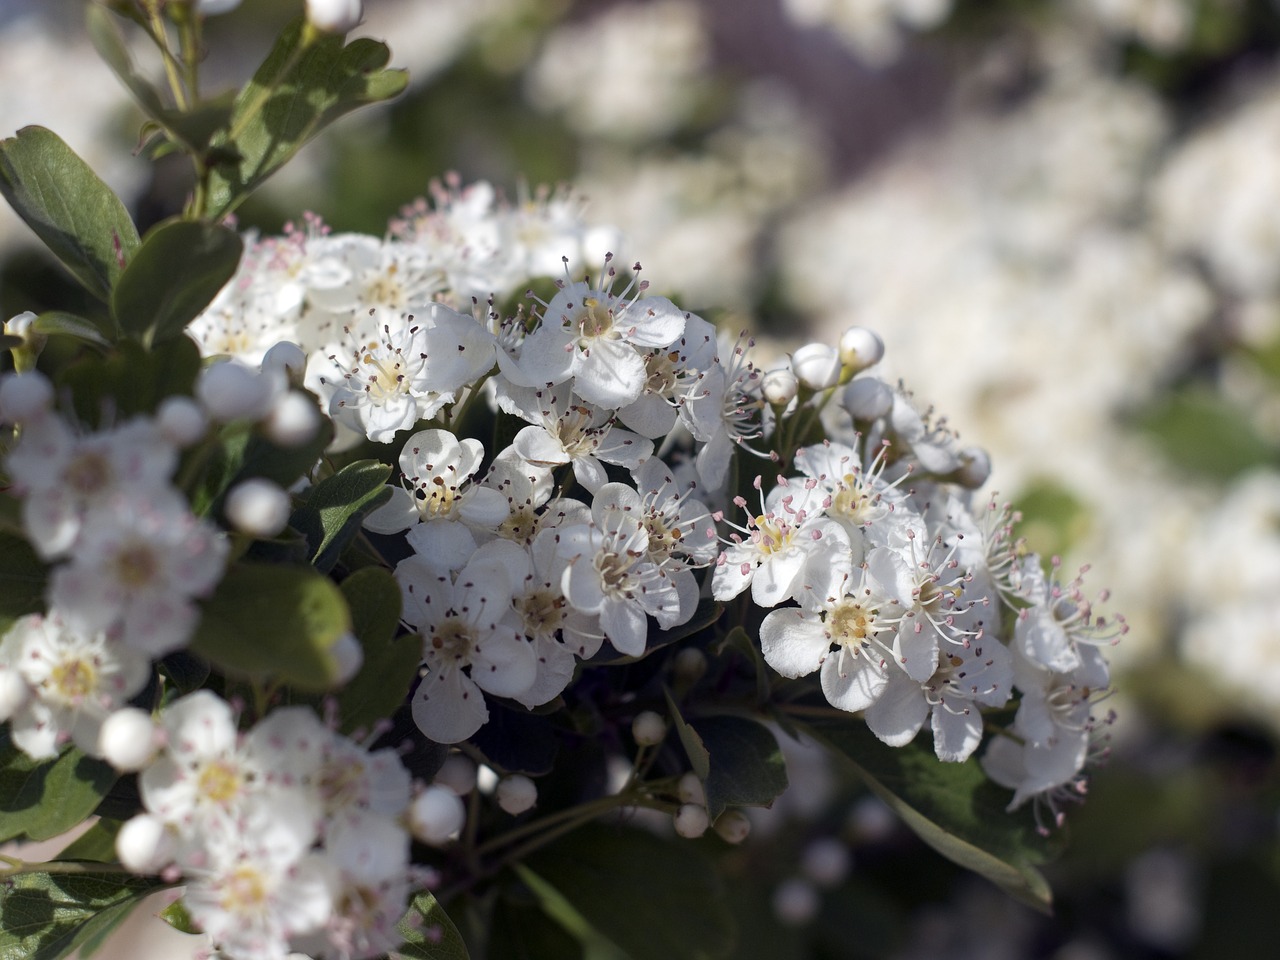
(0, 127, 139, 304)
(690, 716, 788, 820)
(522, 824, 736, 960)
(29, 312, 112, 349)
(55, 821, 122, 863)
(290, 460, 392, 572)
(206, 19, 408, 220)
(0, 735, 118, 844)
(802, 717, 1061, 913)
(190, 561, 353, 691)
(110, 219, 243, 346)
(58, 336, 202, 428)
(0, 871, 165, 960)
(335, 566, 417, 736)
(0, 532, 48, 632)
(1135, 385, 1277, 481)
(393, 892, 470, 960)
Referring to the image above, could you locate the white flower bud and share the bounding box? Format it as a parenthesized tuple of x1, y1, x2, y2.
(265, 391, 322, 448)
(713, 810, 751, 845)
(98, 707, 160, 772)
(841, 377, 893, 421)
(773, 878, 818, 926)
(261, 341, 308, 386)
(156, 395, 208, 447)
(0, 371, 53, 423)
(677, 772, 705, 806)
(838, 326, 884, 372)
(409, 785, 466, 846)
(225, 478, 292, 537)
(476, 764, 499, 794)
(955, 446, 992, 489)
(435, 754, 478, 796)
(674, 803, 709, 839)
(329, 632, 363, 684)
(4, 310, 36, 338)
(790, 343, 841, 391)
(116, 814, 175, 874)
(761, 366, 799, 407)
(672, 648, 707, 684)
(848, 795, 896, 842)
(196, 361, 274, 422)
(631, 710, 666, 746)
(306, 0, 363, 33)
(0, 667, 29, 721)
(496, 775, 538, 815)
(801, 837, 851, 887)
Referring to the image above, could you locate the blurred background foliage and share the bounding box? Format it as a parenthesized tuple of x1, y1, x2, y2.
(4, 0, 1280, 956)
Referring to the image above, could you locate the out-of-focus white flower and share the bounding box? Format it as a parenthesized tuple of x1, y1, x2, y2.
(307, 0, 363, 34)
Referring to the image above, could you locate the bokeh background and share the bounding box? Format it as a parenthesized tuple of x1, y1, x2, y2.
(3, 0, 1280, 957)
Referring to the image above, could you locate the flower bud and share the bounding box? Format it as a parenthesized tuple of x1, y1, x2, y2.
(99, 707, 160, 772)
(307, 0, 363, 33)
(496, 775, 538, 815)
(265, 391, 323, 448)
(156, 396, 208, 447)
(773, 878, 818, 926)
(955, 446, 992, 489)
(713, 810, 751, 845)
(409, 785, 465, 846)
(838, 326, 885, 372)
(262, 341, 308, 387)
(801, 837, 851, 887)
(674, 803, 709, 839)
(677, 772, 705, 806)
(196, 361, 274, 422)
(329, 632, 363, 685)
(761, 366, 799, 407)
(225, 478, 292, 538)
(841, 377, 893, 421)
(672, 647, 707, 685)
(435, 754, 478, 796)
(631, 710, 666, 747)
(0, 371, 53, 423)
(790, 343, 841, 391)
(116, 814, 175, 874)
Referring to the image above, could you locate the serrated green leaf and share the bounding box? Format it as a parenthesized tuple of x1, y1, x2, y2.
(0, 871, 165, 960)
(336, 566, 416, 736)
(30, 311, 112, 348)
(190, 562, 352, 691)
(522, 823, 735, 960)
(0, 126, 139, 302)
(590, 600, 722, 666)
(391, 891, 470, 960)
(801, 716, 1060, 913)
(58, 336, 201, 429)
(690, 715, 788, 820)
(0, 734, 119, 844)
(206, 19, 408, 219)
(291, 460, 392, 573)
(111, 219, 242, 345)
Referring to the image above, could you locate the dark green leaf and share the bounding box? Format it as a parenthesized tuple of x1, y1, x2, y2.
(590, 600, 722, 665)
(0, 126, 139, 302)
(55, 819, 121, 863)
(0, 734, 118, 844)
(190, 562, 353, 691)
(489, 890, 584, 960)
(30, 311, 112, 348)
(336, 567, 416, 736)
(291, 460, 392, 572)
(690, 715, 788, 820)
(111, 219, 243, 345)
(206, 20, 408, 219)
(664, 687, 710, 781)
(158, 898, 199, 936)
(392, 891, 470, 960)
(59, 336, 201, 429)
(523, 823, 735, 960)
(0, 871, 165, 960)
(0, 532, 48, 631)
(801, 716, 1060, 913)
(158, 650, 211, 697)
(471, 706, 559, 776)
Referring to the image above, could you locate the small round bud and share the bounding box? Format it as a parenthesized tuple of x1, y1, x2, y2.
(98, 707, 159, 772)
(329, 632, 363, 685)
(0, 667, 29, 721)
(955, 446, 992, 489)
(801, 837, 851, 887)
(677, 772, 706, 806)
(631, 710, 667, 747)
(790, 343, 841, 391)
(261, 341, 308, 387)
(265, 391, 323, 448)
(116, 814, 174, 874)
(435, 754, 478, 796)
(848, 795, 896, 842)
(773, 878, 819, 926)
(476, 763, 500, 794)
(672, 647, 707, 684)
(838, 326, 885, 372)
(674, 803, 709, 839)
(0, 371, 54, 423)
(761, 366, 799, 407)
(156, 396, 208, 447)
(4, 310, 36, 338)
(306, 0, 363, 33)
(841, 377, 893, 421)
(225, 478, 292, 538)
(496, 774, 538, 815)
(409, 785, 466, 846)
(713, 810, 751, 845)
(197, 361, 274, 422)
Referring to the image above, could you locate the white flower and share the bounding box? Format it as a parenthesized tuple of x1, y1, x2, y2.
(679, 330, 766, 491)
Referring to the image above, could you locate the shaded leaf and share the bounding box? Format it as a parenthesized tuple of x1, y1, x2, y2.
(30, 311, 112, 348)
(291, 460, 392, 573)
(489, 889, 584, 960)
(690, 715, 788, 820)
(0, 126, 138, 302)
(0, 734, 118, 844)
(0, 871, 164, 960)
(590, 600, 722, 665)
(336, 567, 417, 736)
(0, 532, 48, 632)
(58, 336, 201, 429)
(392, 891, 470, 960)
(55, 819, 121, 863)
(665, 687, 710, 781)
(471, 706, 559, 776)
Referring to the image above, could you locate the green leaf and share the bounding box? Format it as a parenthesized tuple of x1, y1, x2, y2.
(590, 600, 722, 665)
(690, 716, 788, 820)
(206, 20, 408, 219)
(801, 716, 1060, 913)
(0, 871, 165, 960)
(291, 460, 392, 572)
(0, 126, 139, 301)
(0, 734, 119, 844)
(392, 891, 470, 960)
(336, 566, 417, 736)
(1135, 386, 1277, 482)
(522, 823, 735, 960)
(30, 311, 112, 348)
(158, 899, 199, 936)
(59, 336, 201, 429)
(664, 688, 710, 781)
(190, 562, 353, 691)
(55, 820, 121, 863)
(489, 890, 585, 960)
(111, 219, 243, 345)
(0, 532, 48, 631)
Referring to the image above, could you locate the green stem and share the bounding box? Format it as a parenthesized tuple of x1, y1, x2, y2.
(0, 854, 133, 878)
(143, 1, 188, 111)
